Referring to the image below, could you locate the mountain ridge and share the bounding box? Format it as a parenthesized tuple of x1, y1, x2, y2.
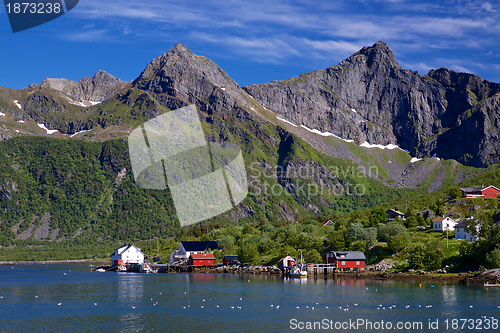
(243, 41, 500, 168)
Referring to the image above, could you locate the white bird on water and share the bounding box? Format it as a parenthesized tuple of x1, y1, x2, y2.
(57, 303, 62, 306)
(276, 305, 280, 309)
(132, 306, 136, 309)
(94, 303, 98, 306)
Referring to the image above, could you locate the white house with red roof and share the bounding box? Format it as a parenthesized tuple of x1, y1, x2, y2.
(432, 216, 457, 232)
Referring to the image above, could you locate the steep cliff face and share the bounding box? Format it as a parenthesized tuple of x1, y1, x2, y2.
(244, 41, 500, 167)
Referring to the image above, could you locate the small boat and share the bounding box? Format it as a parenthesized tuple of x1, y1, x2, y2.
(289, 266, 308, 278)
(484, 282, 500, 287)
(96, 268, 105, 272)
(140, 263, 156, 273)
(118, 264, 127, 272)
(289, 250, 307, 278)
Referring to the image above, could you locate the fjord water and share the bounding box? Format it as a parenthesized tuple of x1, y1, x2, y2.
(0, 265, 499, 332)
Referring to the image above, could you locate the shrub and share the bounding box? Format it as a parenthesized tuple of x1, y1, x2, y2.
(486, 247, 500, 268)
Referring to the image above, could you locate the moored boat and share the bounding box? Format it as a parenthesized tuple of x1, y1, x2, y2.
(289, 250, 307, 278)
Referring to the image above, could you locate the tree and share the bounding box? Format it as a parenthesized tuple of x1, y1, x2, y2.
(346, 223, 364, 242)
(425, 240, 444, 270)
(304, 249, 322, 263)
(406, 243, 427, 269)
(377, 222, 408, 243)
(359, 227, 377, 247)
(349, 240, 367, 252)
(238, 242, 259, 264)
(448, 186, 461, 200)
(486, 248, 500, 268)
(405, 216, 418, 228)
(370, 207, 387, 226)
(328, 231, 345, 251)
(388, 234, 408, 253)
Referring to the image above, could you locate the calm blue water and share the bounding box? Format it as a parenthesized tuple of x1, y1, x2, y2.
(0, 265, 499, 332)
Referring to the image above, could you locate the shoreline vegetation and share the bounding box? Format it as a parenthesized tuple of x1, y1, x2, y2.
(2, 259, 499, 284)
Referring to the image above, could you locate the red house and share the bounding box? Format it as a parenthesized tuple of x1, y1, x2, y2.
(460, 185, 500, 198)
(188, 253, 215, 266)
(323, 251, 366, 270)
(222, 255, 239, 266)
(277, 256, 296, 270)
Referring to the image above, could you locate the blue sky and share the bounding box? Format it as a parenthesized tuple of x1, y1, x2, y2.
(1, 0, 499, 89)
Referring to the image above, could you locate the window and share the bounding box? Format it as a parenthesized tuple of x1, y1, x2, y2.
(342, 261, 346, 265)
(356, 261, 360, 265)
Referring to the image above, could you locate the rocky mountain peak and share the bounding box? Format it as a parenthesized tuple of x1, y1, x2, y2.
(133, 43, 240, 96)
(38, 70, 129, 105)
(340, 40, 401, 71)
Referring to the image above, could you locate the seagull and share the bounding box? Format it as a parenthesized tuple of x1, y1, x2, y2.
(470, 305, 473, 308)
(35, 296, 38, 298)
(57, 303, 62, 306)
(182, 306, 186, 309)
(200, 306, 204, 308)
(63, 272, 67, 275)
(296, 306, 300, 309)
(132, 306, 136, 309)
(231, 306, 235, 309)
(237, 306, 241, 309)
(202, 299, 205, 302)
(276, 305, 280, 309)
(270, 304, 273, 307)
(325, 306, 329, 309)
(216, 305, 219, 308)
(312, 307, 314, 310)
(354, 304, 358, 306)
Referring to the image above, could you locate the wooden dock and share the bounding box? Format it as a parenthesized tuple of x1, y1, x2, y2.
(306, 264, 364, 276)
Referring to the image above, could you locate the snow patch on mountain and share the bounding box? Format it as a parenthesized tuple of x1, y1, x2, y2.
(37, 123, 58, 135)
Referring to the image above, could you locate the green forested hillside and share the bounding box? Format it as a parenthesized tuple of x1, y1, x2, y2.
(0, 124, 414, 252)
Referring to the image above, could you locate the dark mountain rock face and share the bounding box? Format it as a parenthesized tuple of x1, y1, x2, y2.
(132, 43, 265, 124)
(244, 41, 500, 167)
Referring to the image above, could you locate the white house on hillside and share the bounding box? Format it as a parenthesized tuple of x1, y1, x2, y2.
(112, 244, 145, 265)
(432, 216, 457, 232)
(454, 219, 480, 241)
(169, 241, 219, 264)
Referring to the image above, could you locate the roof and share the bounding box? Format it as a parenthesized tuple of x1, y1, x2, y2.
(223, 255, 239, 261)
(114, 244, 144, 256)
(189, 253, 215, 260)
(180, 241, 219, 251)
(432, 216, 456, 223)
(454, 220, 469, 228)
(461, 185, 500, 193)
(277, 256, 295, 263)
(328, 251, 366, 260)
(386, 209, 405, 216)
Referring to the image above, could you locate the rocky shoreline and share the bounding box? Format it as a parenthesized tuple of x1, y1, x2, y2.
(4, 260, 500, 285)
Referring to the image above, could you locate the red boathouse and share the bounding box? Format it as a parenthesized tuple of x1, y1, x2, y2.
(323, 251, 366, 270)
(188, 253, 215, 266)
